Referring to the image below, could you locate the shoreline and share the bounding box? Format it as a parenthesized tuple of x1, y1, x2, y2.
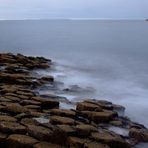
(0, 53, 147, 148)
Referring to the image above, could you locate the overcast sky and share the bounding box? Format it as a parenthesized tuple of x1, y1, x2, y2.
(0, 0, 147, 20)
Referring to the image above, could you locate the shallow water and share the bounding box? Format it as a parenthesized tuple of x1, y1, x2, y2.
(0, 20, 148, 128)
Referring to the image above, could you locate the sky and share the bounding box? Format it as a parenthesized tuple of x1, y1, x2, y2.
(0, 0, 147, 20)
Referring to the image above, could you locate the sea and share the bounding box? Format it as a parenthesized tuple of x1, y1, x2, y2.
(0, 20, 148, 134)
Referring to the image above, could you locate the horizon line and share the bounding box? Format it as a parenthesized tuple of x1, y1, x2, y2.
(0, 17, 146, 21)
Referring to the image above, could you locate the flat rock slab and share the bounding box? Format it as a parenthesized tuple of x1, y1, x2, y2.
(50, 116, 75, 125)
(7, 134, 38, 148)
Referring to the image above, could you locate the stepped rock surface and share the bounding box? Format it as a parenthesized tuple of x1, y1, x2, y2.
(0, 53, 147, 147)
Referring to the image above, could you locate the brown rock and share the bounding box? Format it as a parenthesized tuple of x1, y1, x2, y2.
(24, 105, 41, 110)
(90, 111, 114, 123)
(76, 124, 98, 136)
(21, 118, 39, 126)
(33, 142, 62, 148)
(7, 134, 38, 148)
(50, 116, 75, 125)
(27, 125, 53, 141)
(0, 121, 26, 134)
(85, 100, 113, 110)
(4, 103, 27, 115)
(0, 115, 17, 122)
(50, 109, 76, 117)
(4, 95, 20, 102)
(129, 128, 148, 142)
(67, 136, 90, 148)
(76, 102, 102, 111)
(91, 130, 131, 148)
(84, 142, 110, 148)
(57, 125, 76, 135)
(32, 97, 59, 109)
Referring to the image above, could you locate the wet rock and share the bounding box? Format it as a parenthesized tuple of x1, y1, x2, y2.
(76, 124, 98, 137)
(129, 128, 148, 142)
(50, 116, 75, 125)
(0, 121, 26, 134)
(7, 134, 38, 148)
(91, 130, 131, 148)
(76, 102, 102, 111)
(27, 125, 53, 141)
(50, 109, 76, 117)
(33, 142, 62, 148)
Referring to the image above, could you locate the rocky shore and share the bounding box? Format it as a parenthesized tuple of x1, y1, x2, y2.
(0, 53, 147, 148)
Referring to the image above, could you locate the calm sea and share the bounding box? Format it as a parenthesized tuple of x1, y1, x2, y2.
(0, 20, 148, 129)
